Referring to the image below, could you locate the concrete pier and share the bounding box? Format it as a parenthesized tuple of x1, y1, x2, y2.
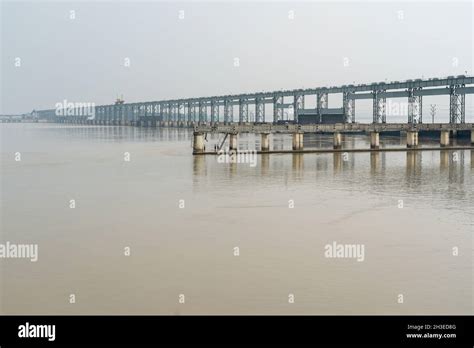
(440, 130, 450, 147)
(370, 132, 380, 149)
(333, 132, 342, 149)
(292, 132, 303, 150)
(229, 133, 238, 150)
(261, 133, 270, 151)
(193, 132, 205, 153)
(471, 130, 474, 145)
(406, 131, 418, 148)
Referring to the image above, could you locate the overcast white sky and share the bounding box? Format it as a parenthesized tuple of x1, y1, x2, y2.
(1, 1, 473, 121)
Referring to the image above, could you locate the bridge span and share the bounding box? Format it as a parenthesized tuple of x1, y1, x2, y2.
(192, 122, 474, 154)
(34, 75, 473, 126)
(28, 75, 474, 153)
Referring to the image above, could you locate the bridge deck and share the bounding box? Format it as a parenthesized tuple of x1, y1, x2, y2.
(194, 123, 474, 134)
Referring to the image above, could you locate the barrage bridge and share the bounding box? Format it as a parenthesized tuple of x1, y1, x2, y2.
(30, 75, 474, 153)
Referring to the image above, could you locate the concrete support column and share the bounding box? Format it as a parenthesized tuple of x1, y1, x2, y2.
(406, 131, 418, 148)
(370, 132, 380, 149)
(229, 134, 238, 150)
(193, 132, 205, 153)
(440, 130, 450, 147)
(261, 133, 270, 151)
(471, 129, 474, 145)
(333, 132, 342, 149)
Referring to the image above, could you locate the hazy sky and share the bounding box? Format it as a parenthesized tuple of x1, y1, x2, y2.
(1, 0, 473, 120)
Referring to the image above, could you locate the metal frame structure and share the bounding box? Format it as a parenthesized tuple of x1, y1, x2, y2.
(36, 75, 473, 125)
(450, 85, 466, 124)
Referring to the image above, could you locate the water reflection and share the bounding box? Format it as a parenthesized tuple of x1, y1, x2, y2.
(193, 155, 206, 177)
(292, 154, 304, 173)
(261, 154, 270, 175)
(370, 152, 380, 174)
(406, 151, 422, 176)
(440, 150, 450, 171)
(333, 152, 343, 173)
(191, 147, 471, 214)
